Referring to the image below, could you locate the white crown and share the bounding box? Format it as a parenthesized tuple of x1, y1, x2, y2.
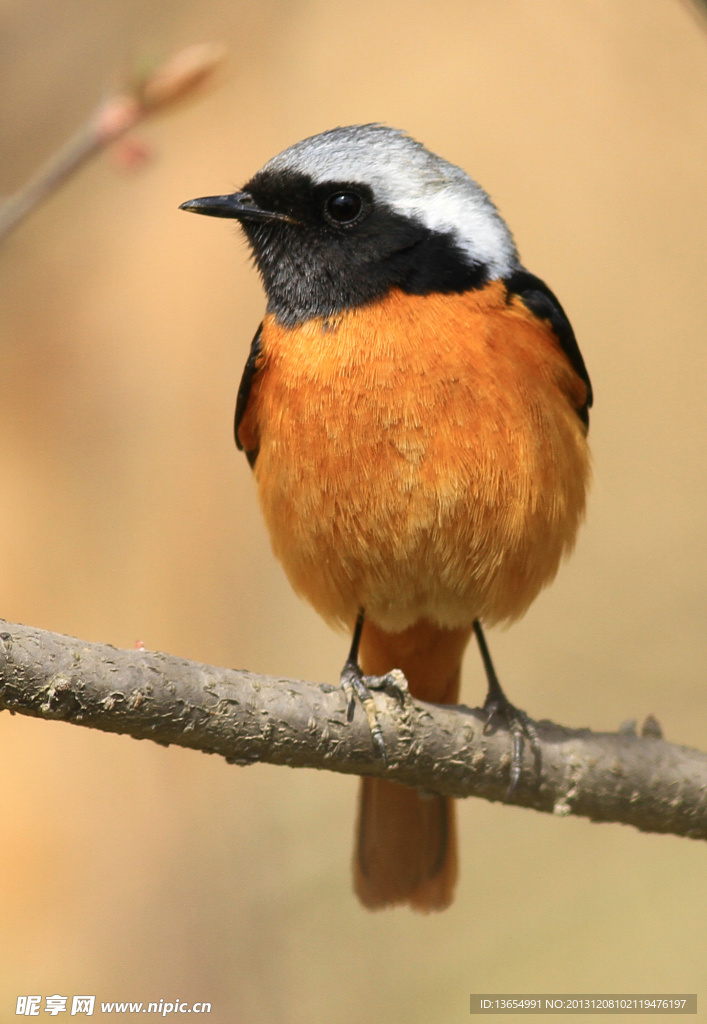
(263, 124, 518, 279)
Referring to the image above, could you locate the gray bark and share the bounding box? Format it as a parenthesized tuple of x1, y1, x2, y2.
(1, 618, 706, 841)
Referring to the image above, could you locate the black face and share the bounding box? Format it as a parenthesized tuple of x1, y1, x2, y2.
(237, 169, 488, 325)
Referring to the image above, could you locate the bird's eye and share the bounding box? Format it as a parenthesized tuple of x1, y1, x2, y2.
(325, 191, 363, 225)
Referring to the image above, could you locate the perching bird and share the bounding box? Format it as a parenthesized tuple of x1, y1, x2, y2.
(180, 124, 592, 912)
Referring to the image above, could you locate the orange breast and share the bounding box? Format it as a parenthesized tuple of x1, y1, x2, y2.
(241, 282, 590, 632)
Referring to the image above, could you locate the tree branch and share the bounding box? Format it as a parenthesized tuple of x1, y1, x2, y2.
(1, 618, 706, 841)
(0, 43, 225, 243)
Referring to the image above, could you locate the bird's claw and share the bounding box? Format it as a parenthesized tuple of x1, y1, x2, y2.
(340, 663, 409, 763)
(483, 695, 540, 800)
(366, 667, 409, 703)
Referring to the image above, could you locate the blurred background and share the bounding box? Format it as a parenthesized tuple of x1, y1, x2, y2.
(2, 0, 707, 1020)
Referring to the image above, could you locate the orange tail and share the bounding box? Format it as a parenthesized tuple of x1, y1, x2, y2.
(353, 619, 471, 911)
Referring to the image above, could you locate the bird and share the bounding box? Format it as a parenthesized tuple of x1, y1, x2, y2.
(180, 124, 592, 912)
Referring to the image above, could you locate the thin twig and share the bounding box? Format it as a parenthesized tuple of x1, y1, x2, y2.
(0, 43, 225, 243)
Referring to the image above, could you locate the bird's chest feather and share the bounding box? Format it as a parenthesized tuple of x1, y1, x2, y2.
(244, 283, 590, 629)
(252, 283, 583, 500)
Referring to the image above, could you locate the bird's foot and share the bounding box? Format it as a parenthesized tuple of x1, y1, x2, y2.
(482, 691, 540, 800)
(340, 661, 408, 763)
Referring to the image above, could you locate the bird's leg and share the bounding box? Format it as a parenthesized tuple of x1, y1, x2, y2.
(340, 608, 408, 762)
(473, 619, 540, 799)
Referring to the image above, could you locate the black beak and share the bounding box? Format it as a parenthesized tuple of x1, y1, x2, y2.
(179, 190, 295, 224)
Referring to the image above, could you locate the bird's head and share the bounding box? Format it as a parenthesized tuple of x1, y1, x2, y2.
(180, 124, 518, 325)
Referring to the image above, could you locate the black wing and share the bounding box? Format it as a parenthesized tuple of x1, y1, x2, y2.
(234, 323, 263, 468)
(505, 268, 593, 428)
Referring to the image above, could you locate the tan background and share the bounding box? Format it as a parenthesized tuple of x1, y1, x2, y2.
(1, 1, 706, 1021)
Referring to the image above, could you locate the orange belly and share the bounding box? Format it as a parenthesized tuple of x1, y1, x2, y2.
(241, 282, 590, 632)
